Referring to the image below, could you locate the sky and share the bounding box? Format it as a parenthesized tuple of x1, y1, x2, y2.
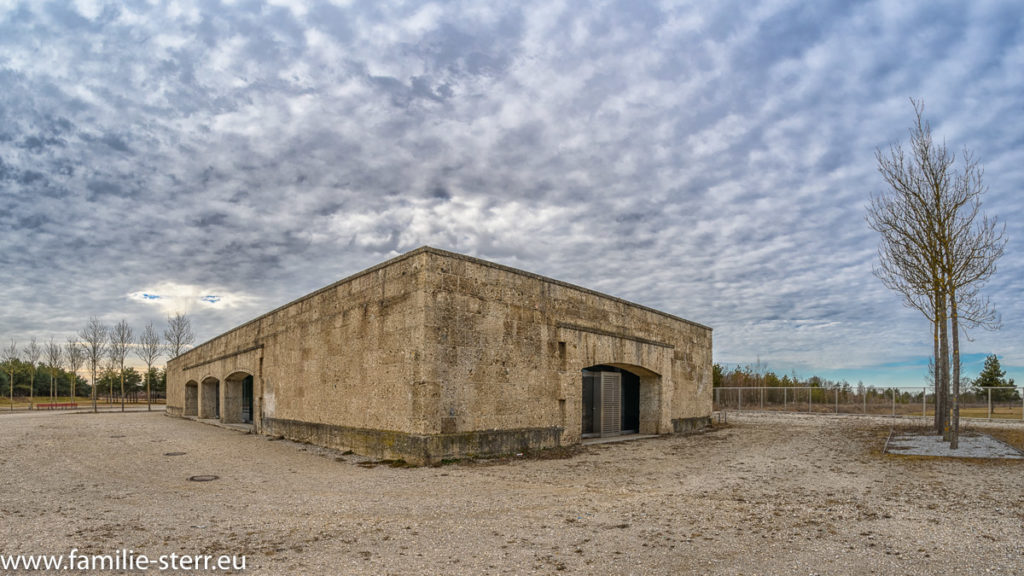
(1, 0, 1022, 389)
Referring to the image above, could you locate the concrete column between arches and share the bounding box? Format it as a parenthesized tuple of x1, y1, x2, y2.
(199, 377, 220, 419)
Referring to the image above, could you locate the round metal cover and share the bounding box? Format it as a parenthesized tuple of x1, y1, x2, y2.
(187, 475, 219, 482)
(164, 452, 187, 456)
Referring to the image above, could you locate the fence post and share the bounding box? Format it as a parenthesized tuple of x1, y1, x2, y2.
(922, 387, 926, 419)
(863, 391, 866, 414)
(738, 388, 742, 412)
(783, 387, 787, 409)
(891, 389, 895, 417)
(835, 388, 839, 414)
(761, 387, 764, 410)
(988, 388, 992, 421)
(809, 388, 812, 413)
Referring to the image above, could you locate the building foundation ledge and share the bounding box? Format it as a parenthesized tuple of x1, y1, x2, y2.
(262, 417, 563, 465)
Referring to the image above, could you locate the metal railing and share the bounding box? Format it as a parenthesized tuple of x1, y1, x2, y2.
(713, 386, 1023, 421)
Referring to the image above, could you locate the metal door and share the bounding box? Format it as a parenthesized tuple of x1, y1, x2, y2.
(599, 371, 622, 436)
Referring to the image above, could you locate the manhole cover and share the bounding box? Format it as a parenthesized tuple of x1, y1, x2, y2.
(164, 452, 187, 456)
(188, 475, 219, 482)
(109, 435, 126, 438)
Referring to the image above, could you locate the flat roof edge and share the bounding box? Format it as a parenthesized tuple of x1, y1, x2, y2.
(418, 247, 712, 331)
(173, 248, 432, 362)
(174, 245, 711, 363)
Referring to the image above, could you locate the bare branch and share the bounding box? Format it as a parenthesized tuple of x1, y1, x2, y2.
(164, 312, 195, 359)
(108, 319, 134, 411)
(135, 322, 162, 411)
(79, 317, 108, 412)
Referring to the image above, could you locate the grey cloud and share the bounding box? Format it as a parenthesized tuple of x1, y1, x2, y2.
(308, 3, 353, 41)
(85, 180, 128, 199)
(194, 213, 229, 228)
(0, 0, 1021, 384)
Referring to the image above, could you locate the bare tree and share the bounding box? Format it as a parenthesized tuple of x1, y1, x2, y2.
(3, 340, 18, 411)
(164, 312, 195, 359)
(109, 320, 133, 412)
(23, 337, 41, 410)
(869, 133, 949, 435)
(102, 355, 117, 404)
(869, 99, 1004, 447)
(79, 318, 108, 413)
(65, 337, 84, 402)
(135, 322, 161, 412)
(940, 160, 1005, 448)
(45, 338, 63, 404)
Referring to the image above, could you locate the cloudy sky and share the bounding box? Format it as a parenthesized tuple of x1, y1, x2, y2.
(2, 0, 1022, 388)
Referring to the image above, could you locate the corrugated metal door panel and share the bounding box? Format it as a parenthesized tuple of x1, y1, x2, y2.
(600, 371, 621, 437)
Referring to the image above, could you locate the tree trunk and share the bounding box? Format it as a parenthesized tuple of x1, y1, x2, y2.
(934, 290, 949, 436)
(950, 288, 961, 449)
(932, 294, 942, 433)
(937, 293, 950, 440)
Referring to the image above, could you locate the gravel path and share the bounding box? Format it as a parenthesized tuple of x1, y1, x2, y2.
(1, 410, 1022, 575)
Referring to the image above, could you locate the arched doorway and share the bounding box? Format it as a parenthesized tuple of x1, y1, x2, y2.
(184, 381, 199, 417)
(223, 372, 254, 424)
(200, 377, 220, 419)
(582, 365, 641, 438)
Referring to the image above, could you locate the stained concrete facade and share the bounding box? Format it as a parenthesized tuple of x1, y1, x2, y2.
(166, 247, 712, 464)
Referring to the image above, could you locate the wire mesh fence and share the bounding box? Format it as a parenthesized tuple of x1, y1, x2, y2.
(713, 386, 1023, 420)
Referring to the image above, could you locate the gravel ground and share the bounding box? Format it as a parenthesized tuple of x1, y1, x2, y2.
(886, 431, 1023, 459)
(1, 410, 1022, 575)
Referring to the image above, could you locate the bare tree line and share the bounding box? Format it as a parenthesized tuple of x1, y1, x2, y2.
(1, 313, 195, 413)
(868, 99, 1006, 449)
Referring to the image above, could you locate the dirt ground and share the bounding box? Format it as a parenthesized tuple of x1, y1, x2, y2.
(1, 410, 1022, 575)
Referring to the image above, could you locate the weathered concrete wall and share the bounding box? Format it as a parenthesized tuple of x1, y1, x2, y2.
(167, 246, 712, 464)
(167, 252, 433, 441)
(419, 249, 712, 446)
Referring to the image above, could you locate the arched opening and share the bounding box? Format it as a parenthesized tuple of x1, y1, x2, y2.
(223, 371, 254, 425)
(582, 365, 643, 438)
(200, 377, 220, 419)
(184, 381, 199, 417)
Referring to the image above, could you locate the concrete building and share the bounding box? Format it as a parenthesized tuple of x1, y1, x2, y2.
(166, 247, 712, 464)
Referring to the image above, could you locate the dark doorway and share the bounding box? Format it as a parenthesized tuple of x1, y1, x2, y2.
(582, 365, 641, 438)
(582, 371, 597, 436)
(621, 371, 640, 433)
(241, 375, 254, 424)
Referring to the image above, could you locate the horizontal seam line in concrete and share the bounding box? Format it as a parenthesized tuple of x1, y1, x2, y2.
(182, 344, 263, 371)
(556, 322, 675, 349)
